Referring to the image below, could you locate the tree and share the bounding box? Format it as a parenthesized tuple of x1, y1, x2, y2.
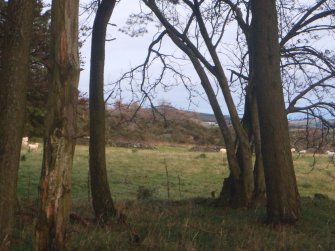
(251, 0, 300, 223)
(89, 0, 117, 221)
(26, 1, 50, 137)
(220, 0, 334, 203)
(110, 0, 333, 212)
(218, 0, 335, 203)
(0, 0, 34, 250)
(0, 1, 51, 137)
(34, 0, 80, 250)
(126, 0, 256, 208)
(223, 0, 335, 137)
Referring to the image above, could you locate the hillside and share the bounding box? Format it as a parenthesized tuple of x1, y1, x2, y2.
(102, 103, 224, 146)
(75, 101, 334, 148)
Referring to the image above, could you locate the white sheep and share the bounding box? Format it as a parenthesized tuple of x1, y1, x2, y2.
(28, 143, 39, 152)
(291, 148, 296, 153)
(22, 137, 29, 146)
(299, 150, 307, 157)
(326, 151, 334, 161)
(219, 148, 227, 153)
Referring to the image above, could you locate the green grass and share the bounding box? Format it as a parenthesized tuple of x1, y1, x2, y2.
(13, 145, 335, 250)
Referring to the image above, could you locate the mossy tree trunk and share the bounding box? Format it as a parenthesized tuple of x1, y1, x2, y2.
(251, 0, 301, 223)
(34, 1, 80, 250)
(89, 0, 117, 221)
(0, 1, 34, 250)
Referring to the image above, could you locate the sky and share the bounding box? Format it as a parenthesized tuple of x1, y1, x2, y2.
(45, 0, 334, 118)
(77, 0, 228, 114)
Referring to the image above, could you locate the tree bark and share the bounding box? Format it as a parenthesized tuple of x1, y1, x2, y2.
(242, 87, 266, 202)
(245, 33, 266, 203)
(249, 95, 266, 202)
(34, 1, 80, 250)
(89, 0, 116, 221)
(0, 1, 34, 250)
(251, 0, 301, 223)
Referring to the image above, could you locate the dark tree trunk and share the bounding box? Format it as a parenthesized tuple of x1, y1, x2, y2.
(251, 0, 301, 223)
(34, 1, 80, 250)
(244, 39, 266, 203)
(242, 20, 267, 204)
(89, 0, 116, 221)
(0, 1, 34, 250)
(242, 88, 266, 203)
(249, 94, 266, 202)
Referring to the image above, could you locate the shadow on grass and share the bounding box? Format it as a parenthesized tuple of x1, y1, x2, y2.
(12, 196, 335, 251)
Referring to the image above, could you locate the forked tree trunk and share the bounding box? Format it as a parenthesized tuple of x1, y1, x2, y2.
(251, 0, 300, 223)
(249, 94, 266, 202)
(34, 1, 80, 250)
(223, 0, 266, 205)
(89, 0, 117, 221)
(245, 40, 266, 203)
(242, 88, 266, 203)
(0, 1, 34, 250)
(144, 0, 254, 209)
(191, 0, 254, 207)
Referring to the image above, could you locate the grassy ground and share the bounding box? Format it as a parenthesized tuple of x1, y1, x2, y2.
(14, 144, 335, 250)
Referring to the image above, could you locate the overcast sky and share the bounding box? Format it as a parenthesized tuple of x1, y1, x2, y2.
(77, 0, 228, 114)
(51, 0, 334, 117)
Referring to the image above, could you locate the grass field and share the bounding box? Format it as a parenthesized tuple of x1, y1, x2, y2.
(14, 144, 335, 250)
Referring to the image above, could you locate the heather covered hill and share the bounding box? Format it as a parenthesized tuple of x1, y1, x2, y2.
(76, 99, 335, 150)
(105, 102, 224, 145)
(76, 100, 225, 146)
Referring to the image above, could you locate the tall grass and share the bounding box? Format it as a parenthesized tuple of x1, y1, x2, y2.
(14, 144, 335, 250)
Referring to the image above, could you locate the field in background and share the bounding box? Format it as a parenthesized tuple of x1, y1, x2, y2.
(15, 144, 335, 250)
(18, 144, 335, 201)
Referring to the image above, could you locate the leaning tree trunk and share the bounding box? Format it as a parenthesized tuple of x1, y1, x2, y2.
(241, 87, 266, 203)
(89, 0, 117, 221)
(251, 0, 300, 223)
(223, 0, 266, 206)
(245, 35, 266, 203)
(192, 2, 254, 207)
(249, 93, 266, 202)
(34, 1, 80, 250)
(0, 1, 34, 250)
(144, 0, 254, 208)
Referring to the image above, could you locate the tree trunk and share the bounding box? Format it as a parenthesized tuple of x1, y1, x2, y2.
(249, 94, 266, 202)
(34, 1, 80, 250)
(244, 40, 266, 203)
(0, 1, 34, 250)
(144, 0, 255, 208)
(243, 88, 266, 203)
(192, 1, 255, 207)
(89, 0, 116, 221)
(251, 0, 301, 223)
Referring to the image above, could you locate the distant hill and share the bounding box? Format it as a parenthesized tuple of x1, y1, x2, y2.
(75, 98, 334, 147)
(194, 112, 334, 129)
(99, 102, 225, 146)
(196, 112, 217, 123)
(288, 118, 335, 128)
